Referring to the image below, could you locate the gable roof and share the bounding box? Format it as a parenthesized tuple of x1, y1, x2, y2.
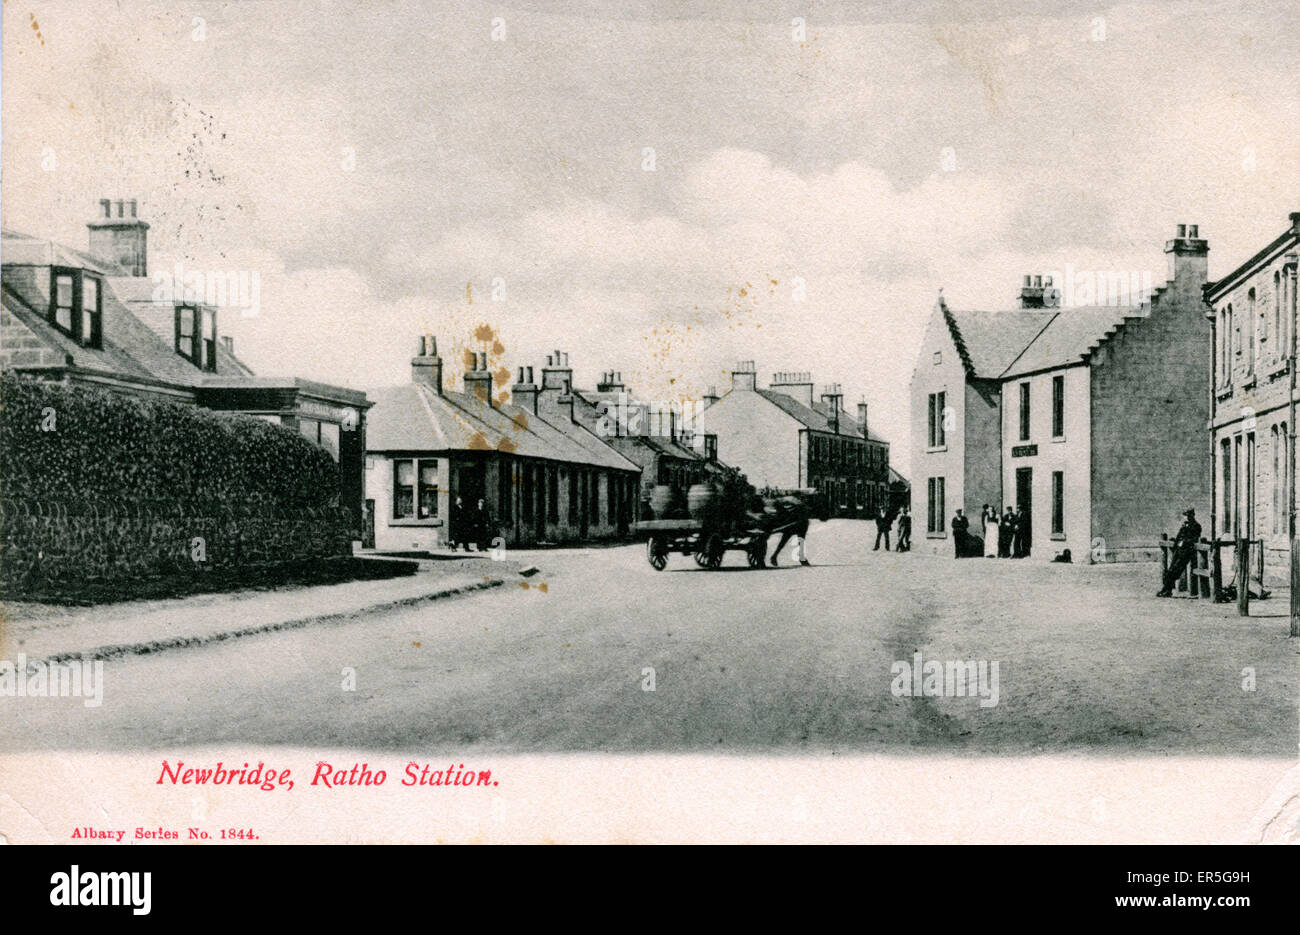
(572, 387, 709, 462)
(941, 301, 1056, 378)
(1001, 305, 1146, 378)
(367, 382, 638, 472)
(756, 389, 889, 443)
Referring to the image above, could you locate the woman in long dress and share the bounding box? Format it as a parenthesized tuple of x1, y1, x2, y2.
(983, 505, 1000, 557)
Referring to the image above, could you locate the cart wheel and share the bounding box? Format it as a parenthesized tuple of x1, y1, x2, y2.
(704, 533, 724, 569)
(693, 549, 711, 568)
(647, 536, 668, 571)
(747, 536, 767, 568)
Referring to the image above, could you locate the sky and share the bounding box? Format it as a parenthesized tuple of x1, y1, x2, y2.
(4, 0, 1298, 479)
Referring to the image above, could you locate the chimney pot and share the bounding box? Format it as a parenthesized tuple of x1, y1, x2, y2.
(527, 366, 534, 383)
(1177, 224, 1187, 238)
(1188, 224, 1199, 238)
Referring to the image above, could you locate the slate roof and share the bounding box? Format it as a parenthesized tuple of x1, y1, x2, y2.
(367, 382, 638, 472)
(942, 304, 1056, 378)
(2, 229, 254, 384)
(572, 388, 708, 461)
(758, 389, 889, 443)
(1001, 305, 1146, 378)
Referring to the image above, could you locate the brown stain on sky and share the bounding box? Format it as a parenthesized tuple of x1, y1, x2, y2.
(929, 22, 1003, 114)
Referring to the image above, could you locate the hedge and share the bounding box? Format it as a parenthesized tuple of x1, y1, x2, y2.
(0, 371, 338, 508)
(0, 373, 351, 598)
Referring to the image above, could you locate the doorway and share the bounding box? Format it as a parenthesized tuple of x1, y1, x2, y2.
(1015, 467, 1033, 556)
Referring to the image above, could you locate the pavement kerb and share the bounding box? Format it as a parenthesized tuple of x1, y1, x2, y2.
(38, 578, 506, 667)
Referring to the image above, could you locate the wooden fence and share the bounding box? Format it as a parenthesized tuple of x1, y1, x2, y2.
(1158, 535, 1266, 615)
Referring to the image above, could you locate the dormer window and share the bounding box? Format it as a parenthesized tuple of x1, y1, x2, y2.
(175, 304, 217, 372)
(49, 267, 102, 348)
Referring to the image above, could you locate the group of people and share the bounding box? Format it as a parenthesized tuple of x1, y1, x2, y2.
(950, 505, 1031, 559)
(448, 496, 494, 552)
(872, 505, 912, 552)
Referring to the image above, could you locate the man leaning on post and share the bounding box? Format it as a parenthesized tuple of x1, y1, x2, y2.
(1157, 508, 1202, 597)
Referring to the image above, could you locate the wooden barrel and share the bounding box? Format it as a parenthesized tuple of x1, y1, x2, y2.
(649, 484, 682, 519)
(687, 482, 720, 523)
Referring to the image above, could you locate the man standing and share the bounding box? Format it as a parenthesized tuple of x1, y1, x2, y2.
(950, 508, 969, 558)
(873, 506, 891, 551)
(472, 497, 493, 552)
(1012, 506, 1029, 558)
(999, 507, 1015, 558)
(1157, 508, 1203, 597)
(896, 505, 912, 553)
(769, 495, 811, 567)
(448, 495, 465, 551)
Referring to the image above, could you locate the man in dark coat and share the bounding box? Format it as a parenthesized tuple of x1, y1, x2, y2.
(448, 495, 465, 551)
(896, 505, 912, 553)
(950, 508, 969, 558)
(1012, 506, 1029, 558)
(471, 497, 493, 552)
(998, 507, 1015, 558)
(873, 506, 891, 551)
(1157, 508, 1202, 596)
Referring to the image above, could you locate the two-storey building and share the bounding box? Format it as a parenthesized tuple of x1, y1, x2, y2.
(697, 363, 890, 516)
(1206, 212, 1300, 578)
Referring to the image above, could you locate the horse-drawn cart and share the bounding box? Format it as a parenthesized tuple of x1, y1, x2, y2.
(635, 518, 773, 571)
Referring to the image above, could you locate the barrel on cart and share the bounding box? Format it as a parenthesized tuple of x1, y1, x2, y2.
(634, 476, 804, 571)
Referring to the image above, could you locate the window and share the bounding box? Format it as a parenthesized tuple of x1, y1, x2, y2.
(607, 473, 616, 524)
(568, 469, 578, 523)
(1051, 471, 1064, 536)
(547, 467, 559, 522)
(927, 391, 946, 448)
(202, 308, 217, 371)
(394, 460, 415, 519)
(392, 458, 438, 519)
(297, 419, 341, 462)
(1227, 303, 1236, 361)
(49, 268, 101, 347)
(1019, 382, 1031, 441)
(1247, 289, 1257, 373)
(175, 304, 217, 371)
(522, 465, 534, 522)
(1220, 437, 1232, 535)
(926, 476, 945, 534)
(1274, 272, 1283, 356)
(1247, 431, 1256, 538)
(1282, 424, 1290, 536)
(1051, 375, 1064, 438)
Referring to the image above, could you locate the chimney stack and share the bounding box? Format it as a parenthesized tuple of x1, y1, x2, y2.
(539, 351, 577, 422)
(820, 383, 843, 434)
(771, 370, 814, 408)
(730, 360, 757, 392)
(463, 350, 494, 404)
(87, 196, 150, 277)
(411, 335, 444, 394)
(857, 400, 869, 439)
(596, 369, 626, 393)
(1018, 274, 1059, 308)
(1165, 222, 1209, 288)
(701, 385, 720, 408)
(221, 335, 234, 354)
(511, 365, 539, 415)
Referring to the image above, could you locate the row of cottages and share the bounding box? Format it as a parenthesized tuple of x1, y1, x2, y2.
(1206, 212, 1300, 578)
(363, 338, 641, 550)
(567, 362, 721, 510)
(909, 223, 1212, 561)
(0, 200, 371, 528)
(696, 362, 896, 517)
